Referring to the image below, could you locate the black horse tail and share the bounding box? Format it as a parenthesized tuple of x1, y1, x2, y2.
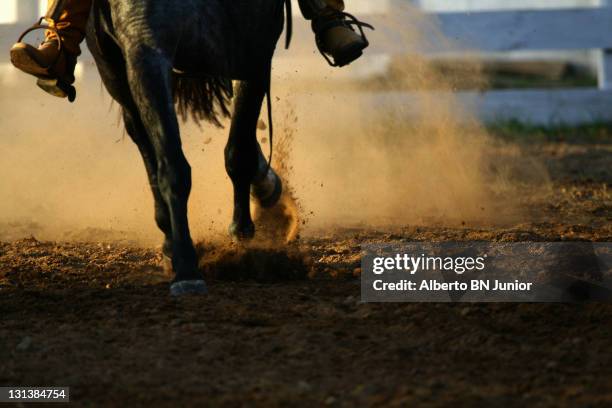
(172, 73, 233, 127)
(171, 0, 291, 127)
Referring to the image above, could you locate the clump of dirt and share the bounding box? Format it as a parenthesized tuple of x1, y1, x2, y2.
(252, 102, 302, 243)
(252, 188, 301, 243)
(195, 104, 305, 281)
(196, 241, 313, 282)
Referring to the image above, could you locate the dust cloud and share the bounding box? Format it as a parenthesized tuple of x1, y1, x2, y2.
(273, 3, 549, 231)
(0, 3, 548, 245)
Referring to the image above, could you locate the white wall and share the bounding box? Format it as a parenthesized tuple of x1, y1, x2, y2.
(0, 0, 46, 24)
(415, 0, 602, 72)
(418, 0, 599, 12)
(0, 1, 17, 24)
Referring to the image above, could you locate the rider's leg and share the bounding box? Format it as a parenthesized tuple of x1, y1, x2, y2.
(299, 0, 372, 67)
(10, 0, 91, 86)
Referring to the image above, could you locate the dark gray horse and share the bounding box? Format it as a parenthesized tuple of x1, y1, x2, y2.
(87, 0, 290, 295)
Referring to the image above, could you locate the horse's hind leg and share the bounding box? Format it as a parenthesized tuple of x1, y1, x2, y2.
(225, 80, 283, 241)
(126, 47, 205, 295)
(122, 109, 173, 262)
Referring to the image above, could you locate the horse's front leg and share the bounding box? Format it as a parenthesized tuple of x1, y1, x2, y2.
(225, 80, 266, 240)
(126, 47, 206, 296)
(122, 109, 173, 261)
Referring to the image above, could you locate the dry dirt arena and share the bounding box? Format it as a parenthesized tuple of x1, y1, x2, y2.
(1, 131, 611, 407)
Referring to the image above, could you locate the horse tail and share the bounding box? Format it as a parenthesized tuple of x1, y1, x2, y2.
(172, 73, 234, 127)
(284, 0, 292, 49)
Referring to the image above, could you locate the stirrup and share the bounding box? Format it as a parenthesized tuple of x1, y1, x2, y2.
(315, 11, 375, 67)
(17, 17, 77, 103)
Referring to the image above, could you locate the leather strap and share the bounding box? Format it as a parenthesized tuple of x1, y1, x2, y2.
(45, 0, 69, 22)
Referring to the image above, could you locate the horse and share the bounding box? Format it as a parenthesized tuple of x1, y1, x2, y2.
(86, 0, 292, 296)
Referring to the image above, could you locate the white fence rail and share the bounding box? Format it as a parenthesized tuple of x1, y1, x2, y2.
(434, 1, 612, 124)
(435, 8, 612, 52)
(2, 0, 612, 124)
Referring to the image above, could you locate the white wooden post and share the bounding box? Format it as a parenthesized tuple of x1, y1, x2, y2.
(16, 0, 39, 23)
(598, 0, 612, 89)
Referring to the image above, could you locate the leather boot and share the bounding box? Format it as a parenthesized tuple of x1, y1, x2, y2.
(299, 0, 373, 67)
(10, 38, 77, 85)
(10, 37, 78, 100)
(313, 12, 372, 67)
(10, 0, 90, 100)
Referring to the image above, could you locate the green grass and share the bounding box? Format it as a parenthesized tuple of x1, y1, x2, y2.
(487, 74, 597, 90)
(487, 121, 612, 144)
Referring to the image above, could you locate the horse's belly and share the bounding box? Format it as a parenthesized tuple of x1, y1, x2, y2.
(172, 2, 283, 80)
(174, 38, 276, 80)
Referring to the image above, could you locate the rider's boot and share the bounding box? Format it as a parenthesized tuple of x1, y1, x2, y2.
(9, 0, 91, 101)
(10, 38, 78, 99)
(299, 0, 373, 67)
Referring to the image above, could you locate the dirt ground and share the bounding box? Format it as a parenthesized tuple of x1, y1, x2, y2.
(1, 135, 611, 407)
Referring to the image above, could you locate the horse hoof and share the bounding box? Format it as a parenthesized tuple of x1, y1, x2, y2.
(229, 222, 255, 241)
(251, 168, 283, 208)
(170, 280, 208, 296)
